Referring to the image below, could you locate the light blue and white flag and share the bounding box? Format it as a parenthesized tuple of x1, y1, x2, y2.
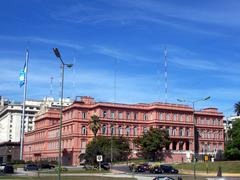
(19, 63, 26, 87)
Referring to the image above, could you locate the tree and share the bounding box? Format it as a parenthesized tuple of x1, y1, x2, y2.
(134, 127, 170, 161)
(224, 119, 240, 160)
(234, 102, 240, 116)
(85, 136, 130, 164)
(89, 114, 101, 140)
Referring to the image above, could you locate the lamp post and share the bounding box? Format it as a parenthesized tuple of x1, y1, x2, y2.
(53, 48, 73, 180)
(177, 96, 210, 179)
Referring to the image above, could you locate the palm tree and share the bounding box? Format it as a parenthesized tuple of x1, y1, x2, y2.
(234, 101, 240, 116)
(89, 114, 101, 140)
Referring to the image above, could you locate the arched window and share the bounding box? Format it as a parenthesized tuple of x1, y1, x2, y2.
(172, 127, 176, 136)
(179, 128, 184, 137)
(118, 126, 122, 135)
(186, 128, 190, 137)
(111, 125, 115, 135)
(126, 126, 130, 136)
(143, 113, 148, 121)
(133, 126, 138, 136)
(82, 126, 87, 135)
(102, 125, 107, 135)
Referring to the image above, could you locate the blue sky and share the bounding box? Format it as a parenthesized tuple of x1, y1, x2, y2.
(0, 0, 239, 117)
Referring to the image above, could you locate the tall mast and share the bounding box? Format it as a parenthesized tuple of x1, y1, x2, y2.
(164, 47, 168, 103)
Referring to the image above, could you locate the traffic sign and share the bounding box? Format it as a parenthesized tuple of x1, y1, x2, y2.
(96, 155, 103, 162)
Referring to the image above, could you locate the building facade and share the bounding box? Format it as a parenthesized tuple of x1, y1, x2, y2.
(0, 97, 73, 143)
(0, 142, 20, 163)
(23, 96, 224, 165)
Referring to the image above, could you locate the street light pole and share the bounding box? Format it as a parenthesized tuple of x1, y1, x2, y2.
(53, 48, 73, 180)
(177, 96, 210, 179)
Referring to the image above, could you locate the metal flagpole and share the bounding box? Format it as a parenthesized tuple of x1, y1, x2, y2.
(164, 47, 168, 103)
(20, 49, 29, 160)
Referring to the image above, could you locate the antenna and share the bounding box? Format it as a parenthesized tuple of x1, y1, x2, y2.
(72, 57, 76, 99)
(164, 47, 168, 103)
(50, 76, 54, 97)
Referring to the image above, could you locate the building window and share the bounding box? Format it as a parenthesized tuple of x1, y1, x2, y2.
(102, 125, 107, 135)
(82, 112, 87, 119)
(186, 115, 190, 122)
(173, 114, 177, 121)
(179, 114, 184, 121)
(133, 126, 138, 136)
(103, 111, 107, 118)
(81, 126, 87, 135)
(213, 144, 217, 152)
(143, 127, 148, 133)
(213, 119, 215, 125)
(179, 128, 184, 137)
(218, 143, 222, 150)
(111, 125, 115, 135)
(126, 126, 130, 136)
(218, 119, 221, 126)
(159, 112, 163, 120)
(172, 127, 176, 136)
(202, 143, 205, 152)
(166, 126, 171, 136)
(179, 141, 184, 150)
(143, 113, 148, 121)
(201, 117, 204, 124)
(134, 113, 137, 120)
(118, 126, 122, 135)
(186, 128, 190, 136)
(126, 112, 130, 120)
(118, 112, 123, 119)
(166, 113, 170, 120)
(207, 143, 211, 152)
(111, 112, 115, 119)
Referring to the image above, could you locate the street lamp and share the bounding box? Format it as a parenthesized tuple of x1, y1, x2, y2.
(177, 96, 210, 179)
(53, 48, 73, 180)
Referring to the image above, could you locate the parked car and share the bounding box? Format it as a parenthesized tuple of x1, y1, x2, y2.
(160, 165, 178, 174)
(135, 165, 145, 173)
(100, 162, 110, 170)
(39, 163, 55, 169)
(0, 164, 14, 174)
(24, 164, 39, 171)
(140, 162, 150, 171)
(150, 166, 163, 174)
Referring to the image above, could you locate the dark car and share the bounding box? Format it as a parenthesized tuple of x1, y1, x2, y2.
(100, 162, 110, 170)
(0, 164, 14, 174)
(39, 163, 55, 169)
(135, 165, 145, 173)
(160, 165, 178, 174)
(140, 163, 150, 171)
(150, 166, 163, 174)
(24, 164, 39, 171)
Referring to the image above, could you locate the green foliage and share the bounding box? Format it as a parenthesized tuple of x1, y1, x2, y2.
(85, 136, 130, 164)
(134, 127, 170, 161)
(89, 115, 101, 140)
(225, 119, 240, 160)
(234, 102, 240, 116)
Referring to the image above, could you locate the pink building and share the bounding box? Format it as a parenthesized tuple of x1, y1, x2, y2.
(23, 96, 224, 165)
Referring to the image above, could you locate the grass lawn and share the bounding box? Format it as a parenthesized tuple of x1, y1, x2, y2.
(0, 176, 136, 180)
(172, 161, 240, 173)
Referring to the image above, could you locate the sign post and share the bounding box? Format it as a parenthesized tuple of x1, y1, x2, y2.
(96, 155, 103, 171)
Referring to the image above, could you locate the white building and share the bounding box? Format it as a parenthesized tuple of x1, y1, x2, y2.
(223, 115, 240, 141)
(0, 96, 72, 143)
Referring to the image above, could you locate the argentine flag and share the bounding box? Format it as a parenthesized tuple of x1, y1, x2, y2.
(19, 63, 26, 87)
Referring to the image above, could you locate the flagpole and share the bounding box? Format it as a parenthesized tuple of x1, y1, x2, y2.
(20, 49, 29, 160)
